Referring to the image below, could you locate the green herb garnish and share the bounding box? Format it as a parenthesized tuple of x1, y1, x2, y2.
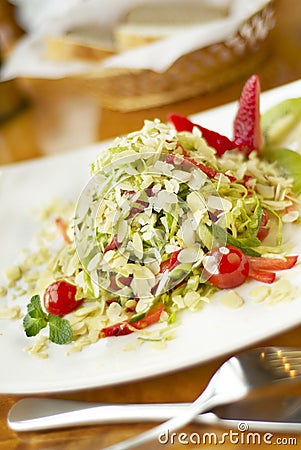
(23, 295, 73, 345)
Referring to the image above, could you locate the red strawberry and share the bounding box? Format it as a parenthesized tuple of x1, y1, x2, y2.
(168, 113, 236, 156)
(233, 74, 263, 154)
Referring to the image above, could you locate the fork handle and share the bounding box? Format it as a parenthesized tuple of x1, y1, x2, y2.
(8, 398, 209, 432)
(103, 384, 216, 450)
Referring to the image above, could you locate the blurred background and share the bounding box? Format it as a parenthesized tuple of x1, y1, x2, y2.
(0, 0, 301, 165)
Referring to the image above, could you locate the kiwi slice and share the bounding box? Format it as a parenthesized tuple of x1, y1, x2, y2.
(261, 147, 301, 194)
(261, 98, 301, 149)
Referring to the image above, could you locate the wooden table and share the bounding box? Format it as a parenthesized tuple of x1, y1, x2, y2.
(1, 0, 301, 448)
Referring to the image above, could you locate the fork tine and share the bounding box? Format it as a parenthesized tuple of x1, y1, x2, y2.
(273, 373, 301, 382)
(260, 348, 301, 364)
(265, 354, 301, 361)
(264, 348, 301, 358)
(264, 366, 301, 382)
(258, 347, 301, 382)
(266, 358, 301, 368)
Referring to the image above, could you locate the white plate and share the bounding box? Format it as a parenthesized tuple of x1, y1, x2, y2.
(1, 80, 301, 394)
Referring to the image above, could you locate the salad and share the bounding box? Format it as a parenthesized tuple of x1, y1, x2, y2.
(1, 75, 301, 354)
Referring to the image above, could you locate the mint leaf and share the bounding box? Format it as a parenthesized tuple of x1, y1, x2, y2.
(23, 295, 48, 337)
(26, 295, 47, 318)
(23, 295, 73, 345)
(48, 314, 73, 345)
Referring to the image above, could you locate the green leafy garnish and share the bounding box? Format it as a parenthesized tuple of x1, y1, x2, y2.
(23, 295, 48, 337)
(23, 295, 73, 345)
(210, 224, 261, 257)
(48, 314, 73, 345)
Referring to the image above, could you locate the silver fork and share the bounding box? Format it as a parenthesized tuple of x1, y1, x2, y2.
(104, 346, 301, 450)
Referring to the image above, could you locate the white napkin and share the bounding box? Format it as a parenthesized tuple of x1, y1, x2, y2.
(2, 0, 271, 81)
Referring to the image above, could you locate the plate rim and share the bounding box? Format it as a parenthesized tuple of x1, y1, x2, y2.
(1, 79, 301, 394)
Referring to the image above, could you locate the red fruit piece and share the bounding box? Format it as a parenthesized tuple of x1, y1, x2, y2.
(233, 74, 263, 154)
(168, 113, 236, 156)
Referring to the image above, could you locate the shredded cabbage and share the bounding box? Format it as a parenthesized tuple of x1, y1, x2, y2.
(3, 119, 301, 353)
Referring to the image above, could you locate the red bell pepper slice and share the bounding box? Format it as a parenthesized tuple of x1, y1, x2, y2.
(181, 152, 218, 179)
(184, 153, 236, 182)
(100, 303, 165, 337)
(100, 321, 132, 337)
(160, 250, 181, 273)
(165, 152, 235, 182)
(246, 254, 298, 284)
(248, 268, 276, 284)
(55, 217, 72, 244)
(169, 113, 236, 156)
(247, 255, 298, 271)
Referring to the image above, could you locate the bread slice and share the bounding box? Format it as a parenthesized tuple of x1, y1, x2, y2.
(45, 26, 116, 62)
(114, 2, 228, 50)
(45, 2, 228, 61)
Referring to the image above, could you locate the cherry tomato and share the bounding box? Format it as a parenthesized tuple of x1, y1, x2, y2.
(204, 245, 249, 289)
(44, 280, 83, 316)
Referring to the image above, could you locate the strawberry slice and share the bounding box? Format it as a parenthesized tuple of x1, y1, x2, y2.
(168, 113, 236, 156)
(233, 74, 263, 154)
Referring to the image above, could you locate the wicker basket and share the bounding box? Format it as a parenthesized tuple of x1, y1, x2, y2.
(83, 1, 276, 111)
